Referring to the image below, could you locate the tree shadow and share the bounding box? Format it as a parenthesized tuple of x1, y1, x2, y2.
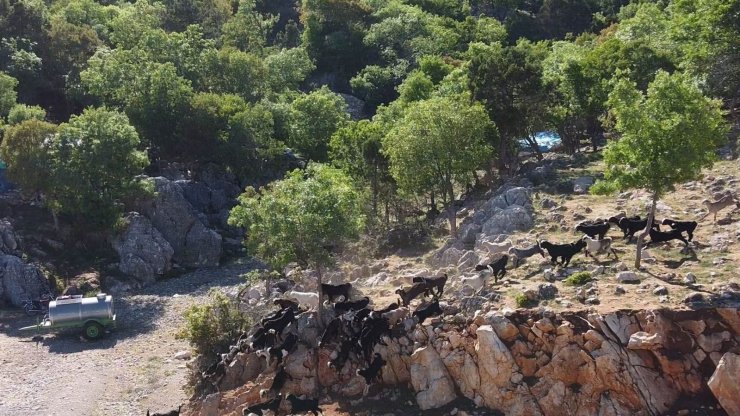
(661, 250, 698, 269)
(328, 389, 490, 416)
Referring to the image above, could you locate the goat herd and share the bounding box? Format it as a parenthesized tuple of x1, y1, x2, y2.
(205, 202, 727, 416)
(203, 278, 448, 416)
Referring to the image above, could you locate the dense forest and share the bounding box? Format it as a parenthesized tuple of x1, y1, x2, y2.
(0, 0, 737, 234)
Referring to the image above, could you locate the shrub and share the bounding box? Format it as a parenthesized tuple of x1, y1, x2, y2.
(564, 271, 592, 286)
(515, 292, 530, 308)
(179, 290, 251, 355)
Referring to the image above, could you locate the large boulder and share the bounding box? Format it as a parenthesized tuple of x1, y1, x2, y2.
(139, 177, 222, 267)
(471, 186, 534, 245)
(0, 255, 51, 306)
(410, 346, 457, 410)
(0, 218, 19, 255)
(708, 353, 740, 415)
(111, 212, 174, 283)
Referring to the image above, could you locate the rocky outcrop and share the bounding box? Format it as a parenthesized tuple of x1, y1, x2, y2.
(708, 353, 740, 415)
(111, 212, 174, 284)
(410, 346, 456, 410)
(434, 186, 534, 268)
(184, 307, 739, 416)
(139, 177, 222, 268)
(0, 255, 50, 306)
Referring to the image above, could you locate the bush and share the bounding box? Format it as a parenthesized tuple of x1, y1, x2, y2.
(514, 292, 531, 308)
(564, 271, 592, 286)
(179, 290, 251, 355)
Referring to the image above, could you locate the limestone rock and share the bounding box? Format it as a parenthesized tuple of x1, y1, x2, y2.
(708, 353, 740, 416)
(616, 271, 640, 283)
(0, 255, 51, 306)
(485, 313, 519, 342)
(480, 206, 533, 237)
(627, 332, 664, 350)
(410, 346, 457, 410)
(111, 212, 174, 283)
(139, 177, 222, 267)
(537, 283, 558, 300)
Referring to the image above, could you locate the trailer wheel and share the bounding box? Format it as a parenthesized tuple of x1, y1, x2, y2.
(83, 322, 103, 340)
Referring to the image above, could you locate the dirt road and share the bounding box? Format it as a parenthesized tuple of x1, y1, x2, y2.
(0, 261, 255, 416)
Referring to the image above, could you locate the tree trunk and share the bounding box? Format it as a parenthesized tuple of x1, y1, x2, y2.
(525, 135, 544, 161)
(635, 193, 657, 269)
(446, 182, 457, 237)
(51, 210, 59, 231)
(316, 264, 325, 330)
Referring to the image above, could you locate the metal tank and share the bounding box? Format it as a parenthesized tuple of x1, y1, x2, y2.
(48, 293, 114, 325)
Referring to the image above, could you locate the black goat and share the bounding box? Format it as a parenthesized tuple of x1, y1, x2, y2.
(250, 328, 278, 350)
(243, 395, 281, 416)
(321, 283, 352, 303)
(285, 394, 322, 416)
(273, 298, 299, 310)
(146, 405, 181, 416)
(662, 219, 698, 242)
(318, 318, 342, 348)
(260, 333, 297, 364)
(395, 282, 429, 307)
(334, 297, 370, 314)
(645, 228, 689, 248)
(358, 317, 390, 362)
(374, 302, 398, 315)
(412, 300, 442, 324)
(608, 214, 640, 225)
(260, 367, 291, 399)
(412, 274, 448, 298)
(576, 221, 610, 240)
(263, 308, 295, 334)
(474, 254, 509, 283)
(357, 353, 386, 385)
(539, 239, 586, 267)
(328, 339, 354, 371)
(616, 217, 660, 241)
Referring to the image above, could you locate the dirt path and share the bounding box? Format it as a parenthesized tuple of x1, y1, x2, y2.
(0, 261, 256, 416)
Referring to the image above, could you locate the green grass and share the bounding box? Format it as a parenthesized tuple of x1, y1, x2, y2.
(563, 271, 592, 286)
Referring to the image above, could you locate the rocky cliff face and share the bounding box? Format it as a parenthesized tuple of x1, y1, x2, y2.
(183, 307, 739, 416)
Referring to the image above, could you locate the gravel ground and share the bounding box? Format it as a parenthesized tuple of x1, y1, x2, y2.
(0, 260, 256, 416)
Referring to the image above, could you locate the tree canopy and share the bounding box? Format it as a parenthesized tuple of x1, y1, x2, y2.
(593, 70, 728, 267)
(383, 94, 494, 236)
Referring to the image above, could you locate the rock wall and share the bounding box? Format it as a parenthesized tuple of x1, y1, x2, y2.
(184, 307, 740, 416)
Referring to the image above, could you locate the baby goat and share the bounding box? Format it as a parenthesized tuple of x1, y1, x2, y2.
(539, 239, 586, 267)
(582, 236, 618, 260)
(662, 219, 698, 241)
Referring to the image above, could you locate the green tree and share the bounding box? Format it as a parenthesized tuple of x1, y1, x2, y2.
(264, 48, 315, 93)
(329, 119, 392, 220)
(593, 71, 727, 268)
(0, 119, 56, 196)
(382, 94, 494, 236)
(0, 71, 17, 116)
(228, 163, 365, 324)
(179, 290, 251, 355)
(6, 103, 44, 124)
(52, 107, 149, 228)
(288, 87, 349, 161)
(468, 40, 551, 168)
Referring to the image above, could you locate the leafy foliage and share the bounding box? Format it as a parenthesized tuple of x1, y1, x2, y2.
(287, 87, 349, 161)
(179, 290, 251, 355)
(382, 94, 494, 235)
(564, 271, 592, 286)
(228, 163, 365, 270)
